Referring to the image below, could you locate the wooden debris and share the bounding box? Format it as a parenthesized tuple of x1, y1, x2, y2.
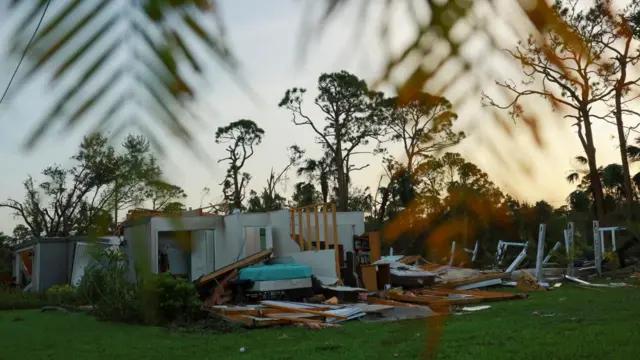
(367, 297, 417, 307)
(204, 269, 238, 306)
(433, 272, 508, 289)
(398, 255, 422, 265)
(260, 301, 348, 319)
(323, 296, 339, 305)
(516, 271, 545, 292)
(384, 287, 527, 308)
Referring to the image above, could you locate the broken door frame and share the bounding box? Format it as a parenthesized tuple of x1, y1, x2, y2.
(14, 246, 34, 291)
(598, 226, 624, 253)
(495, 240, 527, 268)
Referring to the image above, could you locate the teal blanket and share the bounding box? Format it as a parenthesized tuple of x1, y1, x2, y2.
(238, 263, 312, 281)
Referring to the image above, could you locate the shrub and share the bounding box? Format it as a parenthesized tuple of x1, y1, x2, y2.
(150, 273, 201, 324)
(0, 291, 51, 310)
(78, 248, 202, 326)
(0, 284, 80, 311)
(45, 284, 79, 305)
(78, 248, 141, 323)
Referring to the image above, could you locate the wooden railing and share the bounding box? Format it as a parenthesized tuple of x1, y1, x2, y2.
(289, 203, 340, 283)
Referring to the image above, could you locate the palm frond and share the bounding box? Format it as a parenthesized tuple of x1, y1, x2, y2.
(8, 0, 236, 152)
(574, 155, 588, 165)
(627, 145, 640, 162)
(566, 172, 580, 184)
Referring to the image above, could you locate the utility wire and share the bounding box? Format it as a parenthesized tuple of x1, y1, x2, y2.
(0, 0, 51, 105)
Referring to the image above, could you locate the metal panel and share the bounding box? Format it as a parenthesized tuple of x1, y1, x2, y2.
(71, 242, 92, 286)
(535, 224, 546, 281)
(191, 231, 207, 281)
(205, 230, 215, 274)
(593, 221, 602, 274)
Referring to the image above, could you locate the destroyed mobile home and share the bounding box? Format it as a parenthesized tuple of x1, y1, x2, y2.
(11, 204, 636, 329)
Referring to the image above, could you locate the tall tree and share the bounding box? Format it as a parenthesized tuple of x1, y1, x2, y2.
(215, 119, 265, 210)
(416, 152, 504, 204)
(291, 182, 319, 208)
(147, 180, 187, 212)
(12, 225, 31, 244)
(0, 133, 174, 237)
(383, 93, 465, 172)
(374, 93, 464, 225)
(296, 152, 334, 204)
(584, 0, 640, 217)
(279, 70, 386, 211)
(102, 134, 163, 224)
(246, 145, 304, 212)
(482, 1, 616, 222)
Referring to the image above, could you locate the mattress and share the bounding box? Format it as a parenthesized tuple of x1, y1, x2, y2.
(248, 278, 313, 292)
(238, 263, 312, 282)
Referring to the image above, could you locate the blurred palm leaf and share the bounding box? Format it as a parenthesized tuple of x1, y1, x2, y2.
(8, 0, 236, 151)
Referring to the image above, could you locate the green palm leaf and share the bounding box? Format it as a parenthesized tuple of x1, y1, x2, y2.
(8, 0, 236, 152)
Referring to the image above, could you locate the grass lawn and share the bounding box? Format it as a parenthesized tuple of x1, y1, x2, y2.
(1, 285, 640, 360)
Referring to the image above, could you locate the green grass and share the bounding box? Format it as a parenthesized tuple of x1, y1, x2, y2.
(1, 285, 639, 360)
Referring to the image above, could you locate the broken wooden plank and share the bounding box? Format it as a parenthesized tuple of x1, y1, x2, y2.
(388, 292, 485, 306)
(261, 301, 348, 319)
(418, 289, 526, 301)
(266, 314, 323, 324)
(367, 297, 417, 307)
(398, 255, 422, 265)
(221, 314, 292, 328)
(207, 306, 282, 317)
(433, 272, 508, 289)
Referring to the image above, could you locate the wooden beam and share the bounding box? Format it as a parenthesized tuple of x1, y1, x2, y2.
(290, 209, 295, 240)
(388, 292, 484, 306)
(298, 209, 304, 251)
(323, 205, 329, 246)
(261, 302, 348, 319)
(331, 203, 340, 284)
(306, 209, 312, 251)
(367, 297, 416, 307)
(369, 232, 382, 263)
(432, 272, 508, 289)
(314, 205, 320, 251)
(398, 255, 421, 264)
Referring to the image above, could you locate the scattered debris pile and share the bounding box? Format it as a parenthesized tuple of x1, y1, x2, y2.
(192, 250, 534, 329)
(207, 300, 373, 329)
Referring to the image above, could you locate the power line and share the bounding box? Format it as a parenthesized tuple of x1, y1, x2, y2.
(0, 0, 51, 105)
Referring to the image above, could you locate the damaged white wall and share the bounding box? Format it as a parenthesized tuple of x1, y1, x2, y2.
(123, 209, 365, 279)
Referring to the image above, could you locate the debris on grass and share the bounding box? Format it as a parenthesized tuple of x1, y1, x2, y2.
(461, 305, 491, 312)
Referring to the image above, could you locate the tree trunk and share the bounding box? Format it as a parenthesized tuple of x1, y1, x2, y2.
(582, 113, 606, 223)
(377, 186, 391, 224)
(320, 173, 329, 203)
(334, 142, 349, 211)
(233, 171, 242, 210)
(114, 179, 119, 230)
(614, 61, 634, 218)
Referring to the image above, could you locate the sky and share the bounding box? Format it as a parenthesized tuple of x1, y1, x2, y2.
(0, 0, 633, 235)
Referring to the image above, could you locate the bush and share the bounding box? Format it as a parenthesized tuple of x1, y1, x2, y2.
(149, 273, 201, 324)
(45, 284, 78, 305)
(78, 249, 141, 323)
(0, 291, 51, 310)
(78, 248, 202, 325)
(0, 283, 80, 311)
